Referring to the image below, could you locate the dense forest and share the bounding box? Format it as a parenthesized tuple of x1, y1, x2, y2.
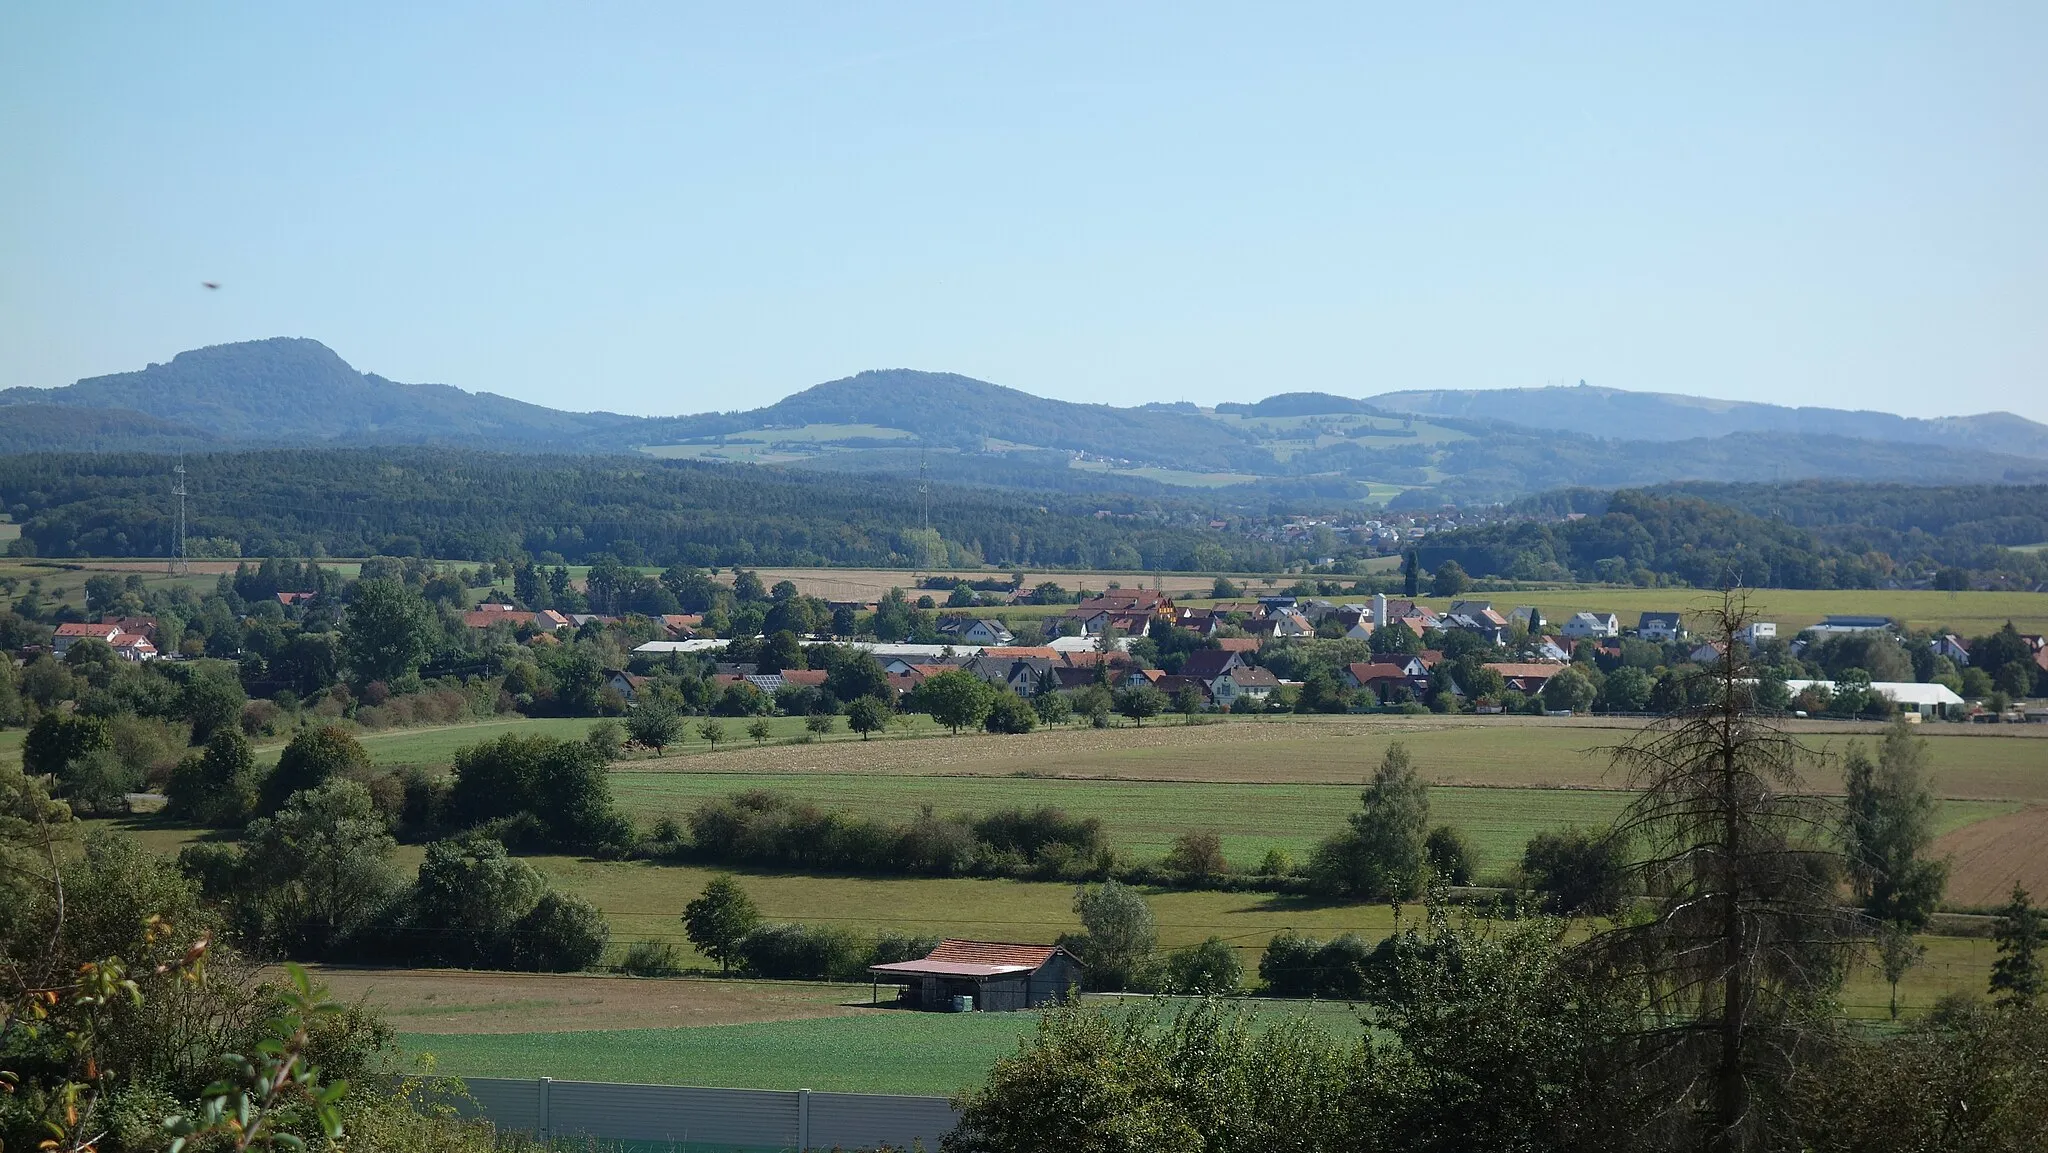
(1415, 490, 1922, 588)
(0, 448, 1286, 571)
(1501, 483, 2048, 586)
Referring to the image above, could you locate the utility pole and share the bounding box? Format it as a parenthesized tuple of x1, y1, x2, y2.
(170, 457, 188, 574)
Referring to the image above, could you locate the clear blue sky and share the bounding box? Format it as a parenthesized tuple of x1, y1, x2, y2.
(3, 3, 2043, 421)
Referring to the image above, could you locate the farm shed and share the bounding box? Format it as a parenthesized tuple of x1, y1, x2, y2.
(868, 940, 1082, 1012)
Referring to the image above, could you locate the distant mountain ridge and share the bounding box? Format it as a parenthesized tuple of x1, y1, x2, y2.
(1365, 383, 2048, 458)
(7, 337, 2046, 501)
(0, 338, 641, 447)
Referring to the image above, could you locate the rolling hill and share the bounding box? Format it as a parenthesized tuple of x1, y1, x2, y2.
(7, 337, 2047, 503)
(1365, 383, 2048, 458)
(0, 337, 642, 447)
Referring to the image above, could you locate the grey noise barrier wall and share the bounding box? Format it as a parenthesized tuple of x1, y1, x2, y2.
(460, 1076, 962, 1152)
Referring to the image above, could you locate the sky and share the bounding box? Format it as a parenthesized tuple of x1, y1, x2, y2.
(2, 3, 2044, 421)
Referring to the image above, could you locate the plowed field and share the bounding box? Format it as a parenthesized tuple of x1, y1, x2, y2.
(1933, 806, 2048, 908)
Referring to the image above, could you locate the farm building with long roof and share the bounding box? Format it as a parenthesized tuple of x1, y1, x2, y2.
(868, 939, 1083, 1012)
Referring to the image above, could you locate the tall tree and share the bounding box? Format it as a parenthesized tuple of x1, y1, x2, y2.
(1307, 741, 1431, 900)
(1841, 719, 1947, 929)
(1586, 594, 1853, 1153)
(919, 669, 995, 734)
(1991, 884, 2044, 1010)
(340, 578, 436, 688)
(683, 874, 760, 975)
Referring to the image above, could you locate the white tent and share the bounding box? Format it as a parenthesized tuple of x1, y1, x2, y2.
(1782, 679, 1965, 717)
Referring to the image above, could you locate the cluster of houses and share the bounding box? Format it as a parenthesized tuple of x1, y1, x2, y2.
(52, 619, 161, 662)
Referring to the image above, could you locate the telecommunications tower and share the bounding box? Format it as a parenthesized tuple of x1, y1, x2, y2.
(169, 457, 188, 574)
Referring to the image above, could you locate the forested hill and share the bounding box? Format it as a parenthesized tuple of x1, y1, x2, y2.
(0, 337, 642, 447)
(631, 368, 1271, 469)
(0, 449, 1278, 571)
(1417, 487, 2048, 589)
(1366, 383, 2048, 458)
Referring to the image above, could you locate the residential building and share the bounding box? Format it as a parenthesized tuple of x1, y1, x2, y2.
(605, 669, 649, 704)
(109, 632, 157, 661)
(1561, 612, 1620, 640)
(1482, 662, 1567, 695)
(1508, 606, 1545, 632)
(1636, 612, 1686, 643)
(52, 622, 122, 656)
(961, 653, 1055, 695)
(1932, 634, 1971, 665)
(1211, 666, 1278, 707)
(1735, 622, 1778, 648)
(936, 616, 1015, 647)
(1442, 612, 1507, 646)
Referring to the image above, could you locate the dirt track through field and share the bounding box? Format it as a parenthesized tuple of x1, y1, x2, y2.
(1933, 806, 2048, 907)
(301, 966, 868, 1034)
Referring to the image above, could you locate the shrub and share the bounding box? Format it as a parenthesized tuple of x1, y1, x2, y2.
(1521, 828, 1633, 916)
(513, 890, 610, 971)
(1163, 830, 1228, 883)
(1162, 937, 1243, 994)
(164, 726, 259, 826)
(260, 725, 371, 815)
(983, 691, 1038, 734)
(617, 939, 685, 977)
(1424, 825, 1475, 885)
(57, 748, 142, 815)
(738, 922, 872, 981)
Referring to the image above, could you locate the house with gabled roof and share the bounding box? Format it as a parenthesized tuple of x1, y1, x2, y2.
(1561, 611, 1620, 640)
(869, 939, 1083, 1011)
(936, 616, 1015, 646)
(1636, 612, 1686, 643)
(52, 622, 122, 656)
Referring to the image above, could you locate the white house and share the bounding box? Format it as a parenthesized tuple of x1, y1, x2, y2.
(1735, 622, 1778, 648)
(1933, 635, 1971, 665)
(938, 617, 1015, 646)
(1561, 612, 1620, 640)
(1636, 612, 1686, 643)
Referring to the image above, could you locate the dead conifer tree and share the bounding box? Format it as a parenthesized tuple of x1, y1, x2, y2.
(1583, 591, 1856, 1153)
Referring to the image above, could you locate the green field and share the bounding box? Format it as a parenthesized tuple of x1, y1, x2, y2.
(403, 1011, 1037, 1095)
(399, 928, 2001, 1094)
(399, 996, 1372, 1095)
(609, 771, 2015, 876)
(1066, 459, 1266, 488)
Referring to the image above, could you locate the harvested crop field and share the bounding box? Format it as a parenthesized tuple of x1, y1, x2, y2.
(303, 967, 867, 1034)
(1933, 806, 2048, 908)
(621, 717, 2048, 801)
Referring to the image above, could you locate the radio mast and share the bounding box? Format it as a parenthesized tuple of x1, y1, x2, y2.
(170, 457, 188, 574)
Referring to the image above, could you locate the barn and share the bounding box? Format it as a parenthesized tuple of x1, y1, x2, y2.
(868, 940, 1083, 1012)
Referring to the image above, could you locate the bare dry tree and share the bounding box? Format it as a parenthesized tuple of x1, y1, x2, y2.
(1581, 590, 1858, 1153)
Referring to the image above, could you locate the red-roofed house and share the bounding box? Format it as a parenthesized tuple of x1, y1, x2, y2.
(868, 939, 1083, 1011)
(52, 622, 122, 656)
(109, 632, 158, 662)
(1343, 661, 1427, 702)
(1483, 662, 1568, 694)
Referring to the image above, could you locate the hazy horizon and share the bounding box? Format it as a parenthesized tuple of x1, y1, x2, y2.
(4, 4, 2043, 421)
